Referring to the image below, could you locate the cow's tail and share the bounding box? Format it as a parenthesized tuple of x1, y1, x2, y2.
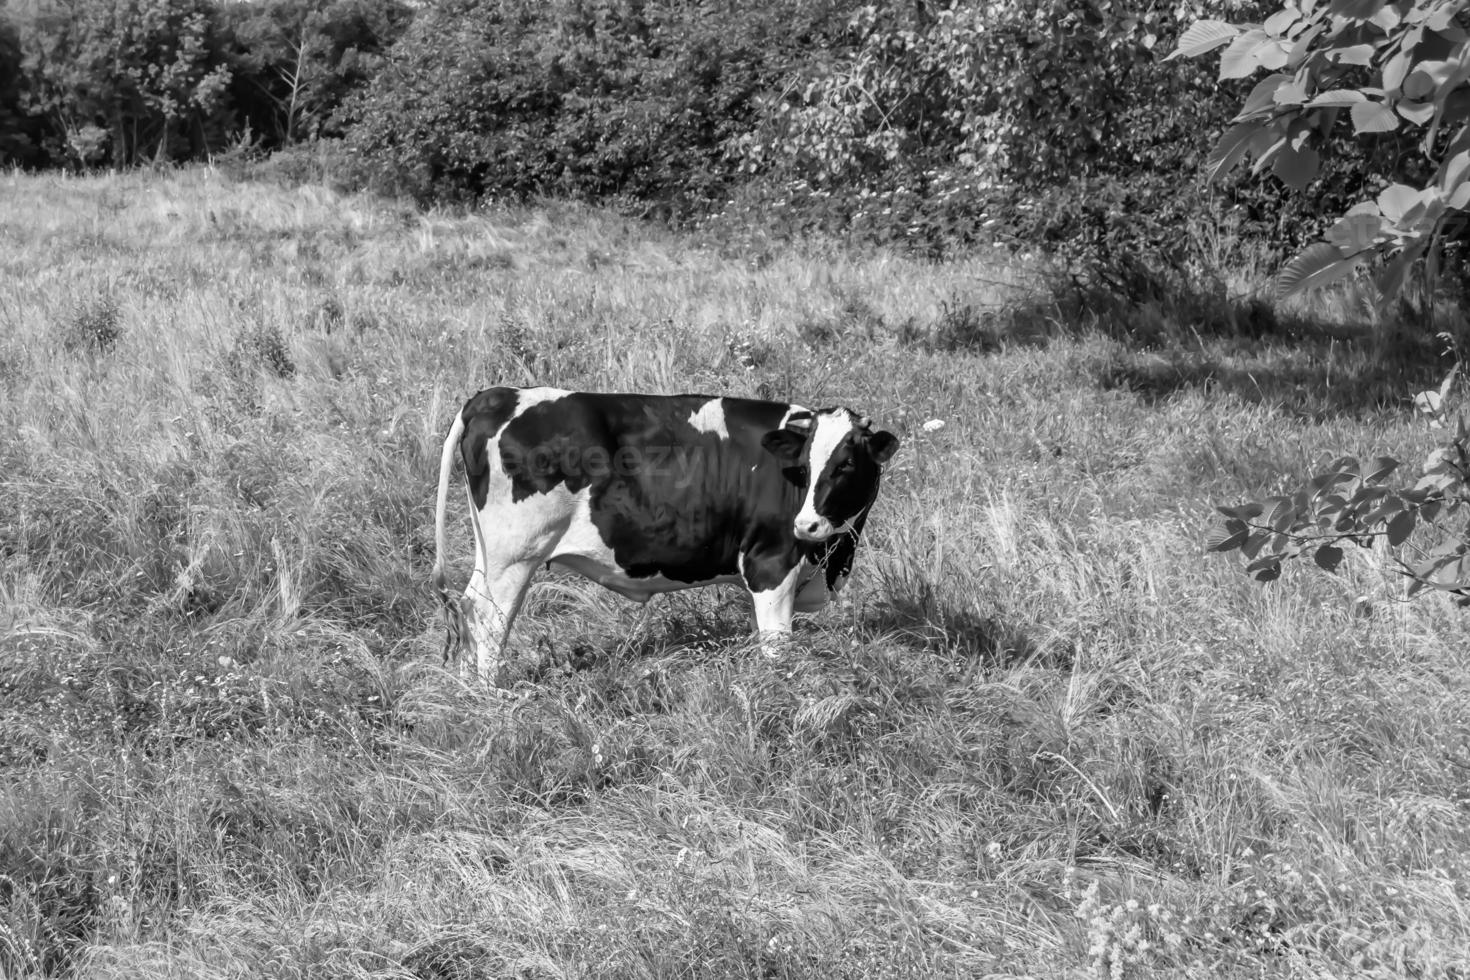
(432, 409, 468, 664)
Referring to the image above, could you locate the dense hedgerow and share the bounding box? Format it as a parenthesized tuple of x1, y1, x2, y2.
(342, 0, 854, 214)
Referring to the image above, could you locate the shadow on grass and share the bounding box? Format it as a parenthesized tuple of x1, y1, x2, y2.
(1095, 323, 1455, 419)
(861, 590, 1071, 674)
(867, 254, 1465, 418)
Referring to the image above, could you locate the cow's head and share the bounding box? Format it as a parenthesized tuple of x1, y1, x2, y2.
(761, 407, 899, 542)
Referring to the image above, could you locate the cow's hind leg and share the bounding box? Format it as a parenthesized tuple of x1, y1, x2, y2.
(461, 482, 572, 683)
(463, 559, 540, 683)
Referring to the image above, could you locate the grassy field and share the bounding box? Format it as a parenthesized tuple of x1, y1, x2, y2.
(2, 166, 1469, 979)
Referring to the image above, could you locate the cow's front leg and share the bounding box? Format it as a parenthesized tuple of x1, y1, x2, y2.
(746, 562, 802, 658)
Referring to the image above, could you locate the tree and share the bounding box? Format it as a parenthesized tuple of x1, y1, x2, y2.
(0, 11, 45, 166)
(1172, 0, 1470, 302)
(12, 0, 232, 166)
(219, 0, 410, 149)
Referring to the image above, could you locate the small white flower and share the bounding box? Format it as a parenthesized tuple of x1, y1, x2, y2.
(922, 418, 945, 432)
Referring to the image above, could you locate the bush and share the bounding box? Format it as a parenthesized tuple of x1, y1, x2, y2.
(345, 0, 854, 214)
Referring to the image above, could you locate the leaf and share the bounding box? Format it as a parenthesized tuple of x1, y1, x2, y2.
(1332, 43, 1377, 65)
(1415, 389, 1444, 414)
(1387, 508, 1416, 546)
(1429, 554, 1470, 588)
(1383, 51, 1412, 94)
(1363, 456, 1399, 482)
(1351, 100, 1401, 133)
(1276, 242, 1366, 298)
(1314, 545, 1346, 572)
(1364, 496, 1405, 522)
(1377, 183, 1423, 223)
(1288, 22, 1327, 68)
(1370, 4, 1402, 30)
(1264, 8, 1299, 36)
(1404, 63, 1447, 100)
(1246, 556, 1283, 582)
(1398, 100, 1437, 124)
(1326, 211, 1383, 252)
(1207, 519, 1250, 552)
(1273, 144, 1321, 190)
(1307, 89, 1367, 106)
(1206, 122, 1260, 182)
(1169, 20, 1241, 60)
(1242, 74, 1295, 116)
(1258, 41, 1291, 71)
(1220, 29, 1272, 80)
(1442, 148, 1470, 194)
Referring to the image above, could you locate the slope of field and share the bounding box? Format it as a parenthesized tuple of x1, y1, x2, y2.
(2, 168, 1468, 979)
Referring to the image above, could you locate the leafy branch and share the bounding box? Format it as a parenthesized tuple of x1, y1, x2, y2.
(1171, 0, 1470, 302)
(1211, 366, 1470, 598)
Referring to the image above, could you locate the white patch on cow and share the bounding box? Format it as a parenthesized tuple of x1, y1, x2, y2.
(749, 561, 804, 657)
(793, 409, 854, 541)
(505, 386, 571, 428)
(687, 398, 729, 438)
(779, 404, 813, 430)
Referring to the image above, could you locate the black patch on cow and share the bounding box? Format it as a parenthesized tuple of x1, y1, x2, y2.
(460, 387, 520, 509)
(494, 393, 804, 587)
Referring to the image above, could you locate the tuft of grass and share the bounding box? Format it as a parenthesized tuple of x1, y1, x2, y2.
(60, 295, 124, 357)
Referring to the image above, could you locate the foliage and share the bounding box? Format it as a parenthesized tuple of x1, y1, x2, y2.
(218, 0, 410, 147)
(345, 0, 850, 213)
(0, 14, 44, 166)
(733, 0, 1294, 271)
(1173, 0, 1470, 302)
(10, 0, 234, 166)
(1210, 364, 1470, 597)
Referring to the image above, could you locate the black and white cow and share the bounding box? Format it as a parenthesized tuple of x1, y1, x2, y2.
(430, 386, 899, 679)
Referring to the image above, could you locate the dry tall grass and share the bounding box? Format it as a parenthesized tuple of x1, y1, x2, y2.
(2, 167, 1469, 978)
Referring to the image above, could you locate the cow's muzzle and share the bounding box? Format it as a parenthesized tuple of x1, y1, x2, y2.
(794, 518, 835, 541)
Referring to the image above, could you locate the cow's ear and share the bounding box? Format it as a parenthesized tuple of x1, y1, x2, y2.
(868, 430, 899, 464)
(762, 428, 806, 463)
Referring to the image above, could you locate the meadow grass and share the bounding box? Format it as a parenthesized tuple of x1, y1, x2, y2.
(2, 166, 1469, 978)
